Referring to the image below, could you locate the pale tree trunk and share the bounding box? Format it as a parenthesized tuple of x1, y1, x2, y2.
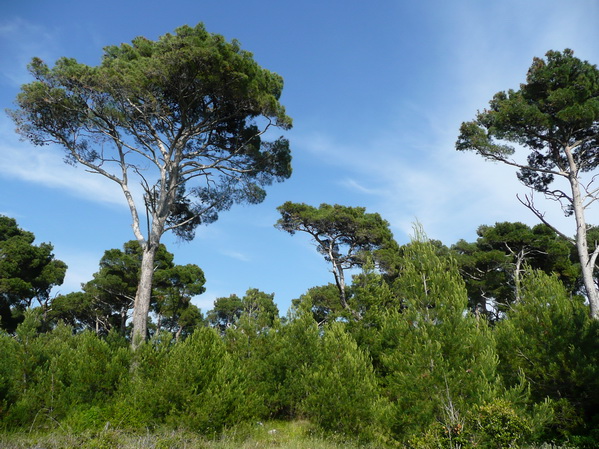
(131, 243, 158, 348)
(326, 241, 349, 312)
(329, 247, 361, 320)
(175, 325, 183, 342)
(526, 144, 599, 319)
(565, 143, 599, 319)
(124, 160, 174, 348)
(570, 176, 599, 319)
(513, 249, 526, 304)
(332, 258, 348, 310)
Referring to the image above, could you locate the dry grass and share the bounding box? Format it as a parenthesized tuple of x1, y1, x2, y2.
(0, 421, 370, 449)
(0, 421, 579, 449)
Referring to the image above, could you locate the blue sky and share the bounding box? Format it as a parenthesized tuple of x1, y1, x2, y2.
(1, 0, 598, 314)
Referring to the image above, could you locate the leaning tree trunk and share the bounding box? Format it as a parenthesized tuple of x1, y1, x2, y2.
(131, 242, 158, 348)
(329, 248, 361, 320)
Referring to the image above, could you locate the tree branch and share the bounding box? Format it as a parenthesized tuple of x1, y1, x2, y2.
(516, 193, 574, 244)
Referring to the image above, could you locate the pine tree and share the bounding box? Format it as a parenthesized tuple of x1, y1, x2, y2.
(300, 322, 383, 441)
(495, 269, 599, 440)
(379, 234, 510, 444)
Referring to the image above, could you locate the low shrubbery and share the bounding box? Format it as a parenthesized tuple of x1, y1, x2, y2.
(1, 240, 598, 448)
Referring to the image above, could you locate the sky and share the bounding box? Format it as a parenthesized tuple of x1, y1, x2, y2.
(1, 0, 598, 315)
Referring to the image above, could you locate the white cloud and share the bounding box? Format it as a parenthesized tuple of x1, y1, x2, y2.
(294, 1, 599, 246)
(0, 135, 127, 207)
(221, 249, 251, 262)
(340, 178, 384, 196)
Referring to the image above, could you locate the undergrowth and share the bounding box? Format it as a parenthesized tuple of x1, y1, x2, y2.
(0, 420, 581, 449)
(0, 420, 377, 449)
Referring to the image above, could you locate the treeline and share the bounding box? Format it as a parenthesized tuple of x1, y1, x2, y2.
(3, 22, 599, 447)
(1, 215, 599, 448)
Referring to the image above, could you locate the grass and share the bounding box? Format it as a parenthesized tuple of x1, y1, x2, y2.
(0, 420, 373, 449)
(0, 421, 580, 449)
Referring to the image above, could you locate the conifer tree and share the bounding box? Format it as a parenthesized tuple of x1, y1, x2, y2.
(379, 233, 511, 444)
(300, 322, 382, 440)
(495, 269, 599, 439)
(10, 24, 292, 345)
(457, 49, 599, 318)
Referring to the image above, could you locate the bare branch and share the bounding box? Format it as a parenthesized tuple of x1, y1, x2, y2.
(516, 193, 574, 244)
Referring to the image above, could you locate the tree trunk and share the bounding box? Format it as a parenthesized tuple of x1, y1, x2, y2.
(332, 260, 348, 309)
(513, 250, 526, 304)
(175, 325, 183, 342)
(131, 243, 157, 348)
(330, 255, 361, 320)
(569, 173, 599, 319)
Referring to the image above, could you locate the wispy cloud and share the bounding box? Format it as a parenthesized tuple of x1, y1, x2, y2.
(0, 133, 127, 207)
(221, 249, 251, 262)
(296, 1, 599, 245)
(340, 178, 384, 195)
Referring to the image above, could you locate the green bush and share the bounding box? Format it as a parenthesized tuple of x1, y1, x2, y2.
(245, 300, 320, 419)
(495, 269, 599, 441)
(0, 332, 19, 422)
(113, 327, 259, 434)
(473, 399, 531, 448)
(0, 313, 130, 430)
(300, 322, 383, 441)
(379, 238, 507, 443)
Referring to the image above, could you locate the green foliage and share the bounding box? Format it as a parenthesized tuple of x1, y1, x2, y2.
(456, 49, 599, 319)
(49, 291, 99, 333)
(451, 222, 578, 320)
(208, 294, 244, 331)
(2, 215, 598, 447)
(1, 313, 130, 430)
(0, 331, 19, 421)
(291, 283, 344, 325)
(276, 202, 397, 317)
(153, 262, 206, 338)
(346, 261, 400, 373)
(495, 269, 599, 440)
(9, 23, 292, 241)
(378, 235, 511, 443)
(275, 202, 395, 266)
(9, 23, 293, 343)
(300, 322, 383, 441)
(51, 240, 206, 337)
(457, 49, 599, 184)
(473, 399, 533, 449)
(254, 300, 321, 419)
(0, 215, 67, 332)
(113, 327, 257, 434)
(208, 288, 279, 333)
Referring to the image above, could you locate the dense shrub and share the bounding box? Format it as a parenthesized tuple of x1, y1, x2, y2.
(0, 331, 19, 422)
(0, 311, 130, 430)
(495, 269, 599, 442)
(112, 327, 259, 434)
(300, 322, 383, 440)
(473, 399, 533, 448)
(378, 237, 528, 445)
(0, 246, 595, 447)
(232, 300, 321, 419)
